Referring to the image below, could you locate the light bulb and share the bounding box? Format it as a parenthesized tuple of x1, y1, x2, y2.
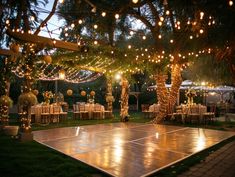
(115, 14, 119, 19)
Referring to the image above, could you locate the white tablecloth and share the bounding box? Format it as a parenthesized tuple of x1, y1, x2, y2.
(149, 104, 160, 112)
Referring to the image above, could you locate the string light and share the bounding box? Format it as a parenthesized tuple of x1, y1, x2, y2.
(115, 14, 120, 19)
(101, 12, 106, 17)
(229, 0, 233, 6)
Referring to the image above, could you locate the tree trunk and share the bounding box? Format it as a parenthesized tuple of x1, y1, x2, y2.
(168, 64, 183, 114)
(152, 64, 182, 124)
(120, 77, 129, 121)
(105, 76, 114, 112)
(152, 74, 169, 123)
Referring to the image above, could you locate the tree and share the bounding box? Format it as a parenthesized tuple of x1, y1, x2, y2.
(57, 0, 219, 123)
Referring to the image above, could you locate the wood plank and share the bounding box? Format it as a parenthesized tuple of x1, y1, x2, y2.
(6, 29, 81, 51)
(0, 49, 15, 56)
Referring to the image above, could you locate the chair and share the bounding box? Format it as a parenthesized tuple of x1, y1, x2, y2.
(93, 104, 104, 119)
(73, 104, 80, 119)
(30, 106, 36, 123)
(203, 105, 216, 124)
(51, 105, 60, 123)
(41, 105, 50, 124)
(59, 107, 68, 122)
(141, 104, 153, 118)
(104, 110, 113, 119)
(79, 104, 89, 120)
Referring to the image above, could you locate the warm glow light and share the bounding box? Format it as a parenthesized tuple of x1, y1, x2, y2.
(101, 12, 106, 17)
(115, 73, 121, 80)
(94, 40, 98, 45)
(132, 0, 139, 3)
(190, 35, 193, 39)
(170, 39, 174, 43)
(229, 0, 233, 6)
(199, 29, 204, 34)
(158, 34, 162, 39)
(142, 36, 146, 40)
(160, 17, 164, 21)
(71, 23, 75, 28)
(59, 0, 64, 3)
(78, 19, 83, 24)
(158, 21, 163, 26)
(130, 31, 134, 35)
(201, 81, 206, 86)
(30, 16, 35, 21)
(166, 10, 170, 15)
(128, 45, 132, 49)
(200, 12, 204, 19)
(59, 69, 65, 80)
(115, 14, 119, 19)
(94, 24, 98, 29)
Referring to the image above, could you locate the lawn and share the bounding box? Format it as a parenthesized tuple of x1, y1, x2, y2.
(1, 111, 235, 177)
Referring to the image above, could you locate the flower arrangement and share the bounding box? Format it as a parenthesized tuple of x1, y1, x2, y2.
(43, 91, 53, 99)
(42, 91, 53, 105)
(18, 92, 37, 106)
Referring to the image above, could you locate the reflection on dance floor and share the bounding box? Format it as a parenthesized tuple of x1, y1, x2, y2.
(33, 123, 235, 177)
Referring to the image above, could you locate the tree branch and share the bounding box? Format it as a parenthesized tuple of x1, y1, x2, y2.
(34, 0, 58, 35)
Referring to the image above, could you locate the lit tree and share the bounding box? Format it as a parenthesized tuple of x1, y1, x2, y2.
(58, 0, 218, 123)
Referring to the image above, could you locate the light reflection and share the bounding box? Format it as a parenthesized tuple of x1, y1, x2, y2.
(75, 127, 80, 136)
(195, 129, 206, 151)
(155, 132, 159, 139)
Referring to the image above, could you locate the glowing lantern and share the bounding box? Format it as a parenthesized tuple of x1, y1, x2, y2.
(59, 69, 65, 80)
(81, 91, 86, 96)
(67, 89, 73, 96)
(90, 91, 96, 96)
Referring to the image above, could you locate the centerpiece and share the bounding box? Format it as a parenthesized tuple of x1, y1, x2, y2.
(186, 89, 197, 105)
(42, 91, 53, 105)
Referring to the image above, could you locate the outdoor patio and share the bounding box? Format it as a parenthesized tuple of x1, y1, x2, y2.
(33, 123, 235, 177)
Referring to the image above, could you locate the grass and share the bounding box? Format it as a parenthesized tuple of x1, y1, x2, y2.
(1, 112, 235, 177)
(0, 133, 110, 177)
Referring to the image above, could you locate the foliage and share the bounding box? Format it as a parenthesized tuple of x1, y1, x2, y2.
(0, 95, 13, 107)
(184, 55, 234, 85)
(18, 92, 38, 106)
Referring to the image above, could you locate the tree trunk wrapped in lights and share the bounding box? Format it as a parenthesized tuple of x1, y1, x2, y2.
(120, 77, 129, 122)
(105, 76, 115, 112)
(18, 50, 37, 136)
(152, 74, 169, 124)
(152, 64, 183, 124)
(168, 64, 183, 114)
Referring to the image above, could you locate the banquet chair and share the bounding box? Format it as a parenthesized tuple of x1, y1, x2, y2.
(51, 105, 60, 123)
(93, 104, 104, 119)
(59, 108, 68, 122)
(30, 106, 36, 123)
(73, 104, 80, 119)
(41, 105, 50, 124)
(203, 105, 216, 124)
(78, 104, 89, 120)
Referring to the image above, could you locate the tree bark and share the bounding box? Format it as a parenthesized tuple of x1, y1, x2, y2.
(152, 74, 169, 123)
(105, 76, 114, 112)
(152, 65, 182, 124)
(120, 77, 129, 121)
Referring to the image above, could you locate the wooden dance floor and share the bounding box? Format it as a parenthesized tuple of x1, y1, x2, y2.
(33, 123, 235, 177)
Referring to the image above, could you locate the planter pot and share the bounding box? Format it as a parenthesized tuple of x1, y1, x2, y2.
(3, 126, 19, 136)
